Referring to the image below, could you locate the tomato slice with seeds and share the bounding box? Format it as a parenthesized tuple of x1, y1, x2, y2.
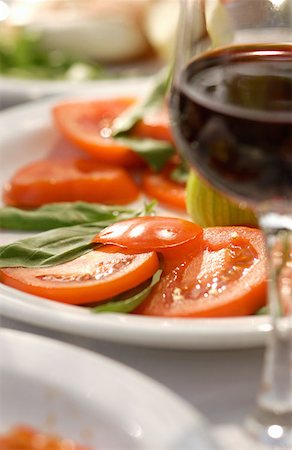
(135, 226, 267, 317)
(0, 246, 159, 305)
(53, 98, 143, 167)
(3, 158, 139, 207)
(93, 216, 202, 252)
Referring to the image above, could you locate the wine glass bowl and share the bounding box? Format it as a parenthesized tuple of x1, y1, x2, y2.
(170, 0, 292, 208)
(171, 43, 291, 207)
(169, 0, 292, 447)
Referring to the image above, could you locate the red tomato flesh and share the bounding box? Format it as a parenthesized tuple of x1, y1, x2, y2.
(3, 158, 139, 207)
(53, 98, 174, 168)
(53, 98, 143, 167)
(142, 164, 186, 211)
(0, 246, 159, 305)
(135, 227, 267, 317)
(133, 105, 173, 143)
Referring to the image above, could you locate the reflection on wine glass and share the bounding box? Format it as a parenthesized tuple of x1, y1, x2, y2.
(170, 0, 291, 447)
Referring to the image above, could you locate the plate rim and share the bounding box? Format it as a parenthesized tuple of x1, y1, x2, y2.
(0, 76, 151, 111)
(0, 287, 270, 350)
(0, 79, 270, 350)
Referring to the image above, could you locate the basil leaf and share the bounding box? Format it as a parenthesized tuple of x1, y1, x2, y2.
(91, 269, 162, 313)
(0, 223, 99, 268)
(0, 202, 140, 231)
(112, 66, 171, 136)
(0, 202, 156, 268)
(116, 137, 174, 172)
(111, 66, 174, 171)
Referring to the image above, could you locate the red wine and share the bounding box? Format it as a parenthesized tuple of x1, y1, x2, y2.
(171, 45, 292, 204)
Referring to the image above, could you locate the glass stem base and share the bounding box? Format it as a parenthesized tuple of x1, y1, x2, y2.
(246, 407, 292, 448)
(246, 210, 292, 448)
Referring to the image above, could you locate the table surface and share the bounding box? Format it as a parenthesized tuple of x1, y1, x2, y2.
(1, 315, 268, 450)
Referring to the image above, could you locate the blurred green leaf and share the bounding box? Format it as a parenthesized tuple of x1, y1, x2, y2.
(0, 29, 106, 80)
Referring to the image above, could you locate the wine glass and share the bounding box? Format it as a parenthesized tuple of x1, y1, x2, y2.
(169, 0, 291, 447)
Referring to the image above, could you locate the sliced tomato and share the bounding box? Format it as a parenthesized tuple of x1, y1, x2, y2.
(142, 164, 186, 211)
(135, 227, 267, 317)
(133, 104, 173, 143)
(53, 98, 143, 167)
(3, 158, 140, 207)
(0, 246, 159, 305)
(0, 425, 92, 450)
(53, 98, 174, 167)
(93, 216, 202, 253)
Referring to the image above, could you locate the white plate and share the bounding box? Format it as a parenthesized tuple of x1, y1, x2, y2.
(0, 328, 219, 450)
(0, 80, 270, 350)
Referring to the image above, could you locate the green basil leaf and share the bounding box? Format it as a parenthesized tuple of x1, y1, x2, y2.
(0, 202, 140, 231)
(0, 223, 98, 268)
(112, 66, 171, 136)
(108, 66, 174, 171)
(91, 269, 162, 313)
(116, 137, 174, 172)
(0, 202, 156, 268)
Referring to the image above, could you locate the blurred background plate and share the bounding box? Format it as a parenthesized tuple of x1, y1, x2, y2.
(0, 328, 219, 449)
(0, 0, 177, 109)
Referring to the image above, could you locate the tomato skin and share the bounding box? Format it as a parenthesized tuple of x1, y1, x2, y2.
(133, 106, 173, 143)
(93, 216, 203, 252)
(3, 158, 140, 207)
(135, 227, 267, 318)
(0, 246, 159, 305)
(142, 165, 186, 211)
(53, 98, 144, 167)
(53, 99, 174, 168)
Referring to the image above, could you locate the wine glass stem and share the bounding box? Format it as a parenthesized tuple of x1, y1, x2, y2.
(248, 211, 292, 446)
